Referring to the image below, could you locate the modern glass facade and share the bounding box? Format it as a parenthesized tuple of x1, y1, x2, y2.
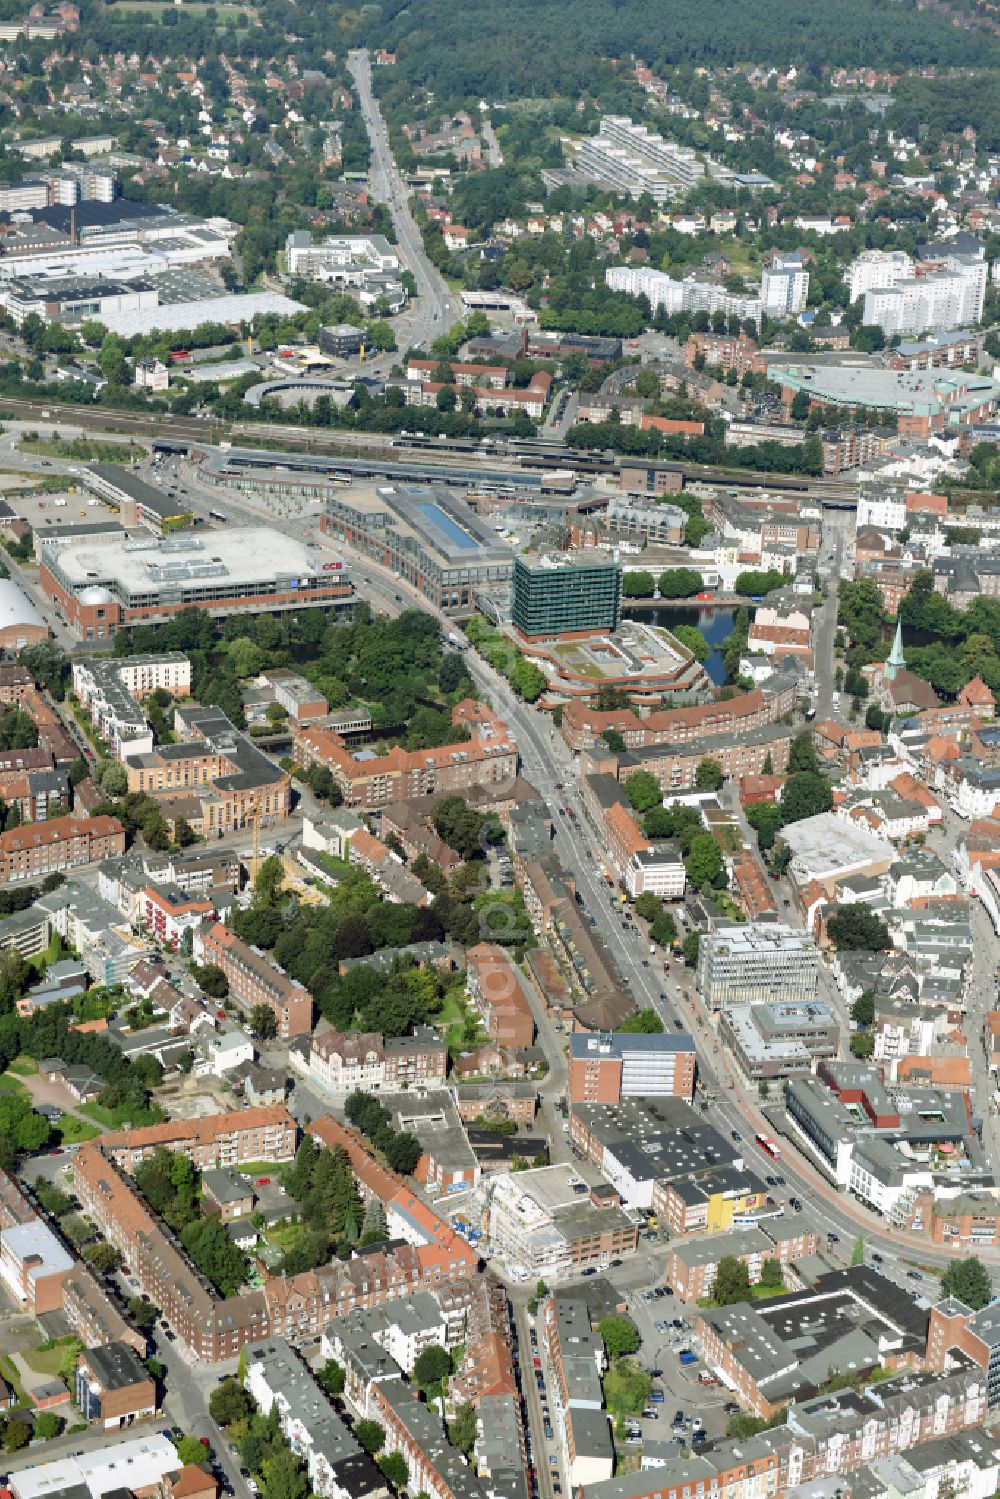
(511, 557, 621, 637)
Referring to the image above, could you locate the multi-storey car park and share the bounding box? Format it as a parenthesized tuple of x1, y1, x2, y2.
(38, 526, 354, 641)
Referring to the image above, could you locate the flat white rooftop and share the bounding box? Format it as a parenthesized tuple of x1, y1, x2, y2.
(98, 290, 306, 336)
(781, 810, 893, 879)
(13, 1433, 179, 1499)
(45, 525, 338, 596)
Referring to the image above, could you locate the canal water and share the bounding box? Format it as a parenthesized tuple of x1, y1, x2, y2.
(642, 605, 738, 686)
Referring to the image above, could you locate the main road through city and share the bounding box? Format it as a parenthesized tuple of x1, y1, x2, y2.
(323, 530, 1000, 1286)
(347, 47, 456, 349)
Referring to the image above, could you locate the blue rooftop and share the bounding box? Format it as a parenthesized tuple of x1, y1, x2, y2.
(415, 501, 480, 551)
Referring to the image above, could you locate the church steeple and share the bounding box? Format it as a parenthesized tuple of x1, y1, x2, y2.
(885, 620, 905, 682)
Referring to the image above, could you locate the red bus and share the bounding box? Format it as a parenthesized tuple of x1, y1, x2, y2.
(755, 1132, 781, 1160)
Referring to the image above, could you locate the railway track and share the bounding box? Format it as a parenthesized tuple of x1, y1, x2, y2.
(0, 396, 861, 505)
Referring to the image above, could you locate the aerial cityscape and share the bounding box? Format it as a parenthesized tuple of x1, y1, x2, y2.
(2, 7, 1000, 1499)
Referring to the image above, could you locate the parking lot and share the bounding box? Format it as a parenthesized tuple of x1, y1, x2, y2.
(621, 1282, 733, 1449)
(9, 486, 116, 533)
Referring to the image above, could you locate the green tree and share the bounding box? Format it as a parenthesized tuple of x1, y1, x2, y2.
(623, 571, 655, 598)
(695, 757, 724, 790)
(413, 1344, 451, 1389)
(673, 624, 710, 662)
(759, 1258, 783, 1290)
(249, 1004, 278, 1040)
(850, 1032, 875, 1058)
(634, 892, 662, 923)
(788, 732, 818, 773)
(681, 930, 702, 965)
(34, 1412, 62, 1441)
(354, 1420, 386, 1454)
(598, 1315, 641, 1358)
(624, 770, 662, 815)
(941, 1257, 992, 1310)
(228, 637, 264, 679)
(448, 1403, 477, 1458)
(780, 772, 832, 823)
(617, 1008, 664, 1033)
(262, 1447, 309, 1499)
(254, 855, 285, 906)
(209, 1379, 252, 1427)
(851, 989, 875, 1027)
(319, 1359, 346, 1397)
(603, 1358, 652, 1416)
(4, 1419, 31, 1451)
(127, 1296, 159, 1332)
(194, 963, 229, 999)
(658, 568, 703, 599)
(828, 905, 891, 951)
(84, 1242, 120, 1275)
(508, 657, 546, 702)
(99, 760, 128, 795)
(685, 833, 724, 890)
(712, 1255, 752, 1305)
(726, 1414, 763, 1439)
(175, 1436, 212, 1466)
(379, 1453, 409, 1490)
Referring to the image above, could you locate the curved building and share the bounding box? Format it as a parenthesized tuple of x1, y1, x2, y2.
(0, 578, 48, 650)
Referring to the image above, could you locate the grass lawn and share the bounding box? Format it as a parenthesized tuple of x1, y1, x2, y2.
(18, 435, 143, 463)
(239, 1161, 286, 1178)
(0, 1073, 28, 1097)
(698, 1282, 787, 1308)
(79, 1100, 163, 1129)
(101, 0, 258, 16)
(23, 1345, 67, 1378)
(436, 990, 468, 1029)
(8, 1057, 37, 1076)
(55, 1115, 103, 1145)
(263, 1222, 300, 1254)
(0, 1354, 25, 1402)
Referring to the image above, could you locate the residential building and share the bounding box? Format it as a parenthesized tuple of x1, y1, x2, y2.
(9, 1434, 187, 1499)
(304, 1027, 448, 1095)
(73, 1138, 475, 1364)
(74, 1342, 156, 1430)
(466, 944, 535, 1049)
(473, 1164, 638, 1280)
(72, 655, 191, 760)
(0, 1218, 73, 1311)
(0, 812, 124, 882)
(606, 264, 762, 327)
(574, 116, 705, 201)
(100, 1105, 297, 1171)
(863, 257, 987, 337)
(195, 923, 313, 1037)
(124, 705, 292, 839)
(761, 253, 809, 316)
(244, 1337, 385, 1499)
(721, 1000, 839, 1082)
(695, 1265, 933, 1417)
(293, 701, 517, 810)
(666, 1218, 818, 1303)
